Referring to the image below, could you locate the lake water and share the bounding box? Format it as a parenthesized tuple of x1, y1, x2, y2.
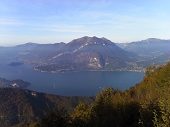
(0, 58, 145, 96)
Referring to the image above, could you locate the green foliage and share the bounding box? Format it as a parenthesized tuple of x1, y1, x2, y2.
(89, 88, 140, 127)
(153, 99, 170, 127)
(71, 103, 90, 127)
(0, 88, 93, 127)
(152, 80, 170, 127)
(29, 122, 40, 127)
(39, 105, 70, 127)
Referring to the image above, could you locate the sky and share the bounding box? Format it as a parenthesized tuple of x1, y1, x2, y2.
(0, 0, 170, 46)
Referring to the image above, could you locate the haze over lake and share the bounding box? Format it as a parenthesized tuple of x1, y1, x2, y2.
(0, 58, 145, 96)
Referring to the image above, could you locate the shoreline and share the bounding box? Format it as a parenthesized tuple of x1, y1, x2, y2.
(33, 67, 145, 73)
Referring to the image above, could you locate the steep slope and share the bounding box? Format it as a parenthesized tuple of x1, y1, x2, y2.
(0, 88, 94, 127)
(34, 36, 137, 72)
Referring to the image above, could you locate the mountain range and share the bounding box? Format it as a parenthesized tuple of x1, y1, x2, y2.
(0, 36, 169, 72)
(117, 38, 170, 58)
(117, 38, 170, 68)
(11, 36, 138, 72)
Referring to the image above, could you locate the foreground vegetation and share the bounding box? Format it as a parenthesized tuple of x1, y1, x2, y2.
(0, 89, 94, 127)
(1, 62, 170, 127)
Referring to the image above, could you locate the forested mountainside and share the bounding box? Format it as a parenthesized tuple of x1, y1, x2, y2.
(1, 62, 170, 127)
(0, 89, 94, 127)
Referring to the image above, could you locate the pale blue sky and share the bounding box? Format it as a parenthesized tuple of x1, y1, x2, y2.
(0, 0, 170, 46)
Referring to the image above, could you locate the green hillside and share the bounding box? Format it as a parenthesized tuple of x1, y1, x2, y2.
(0, 89, 94, 127)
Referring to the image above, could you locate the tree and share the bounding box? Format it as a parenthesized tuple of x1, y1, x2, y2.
(29, 122, 40, 127)
(71, 102, 90, 127)
(39, 105, 70, 127)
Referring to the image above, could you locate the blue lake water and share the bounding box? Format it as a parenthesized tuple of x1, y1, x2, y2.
(0, 58, 145, 96)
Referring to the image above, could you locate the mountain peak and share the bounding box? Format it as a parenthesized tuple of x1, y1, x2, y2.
(16, 42, 38, 47)
(69, 36, 113, 47)
(146, 38, 161, 41)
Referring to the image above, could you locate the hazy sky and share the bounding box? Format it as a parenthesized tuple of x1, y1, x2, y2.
(0, 0, 170, 46)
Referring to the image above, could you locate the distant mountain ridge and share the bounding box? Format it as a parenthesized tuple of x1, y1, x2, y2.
(17, 42, 65, 65)
(116, 38, 170, 58)
(116, 38, 170, 68)
(28, 36, 137, 72)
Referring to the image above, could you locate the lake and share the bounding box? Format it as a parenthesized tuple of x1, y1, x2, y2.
(0, 58, 145, 96)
